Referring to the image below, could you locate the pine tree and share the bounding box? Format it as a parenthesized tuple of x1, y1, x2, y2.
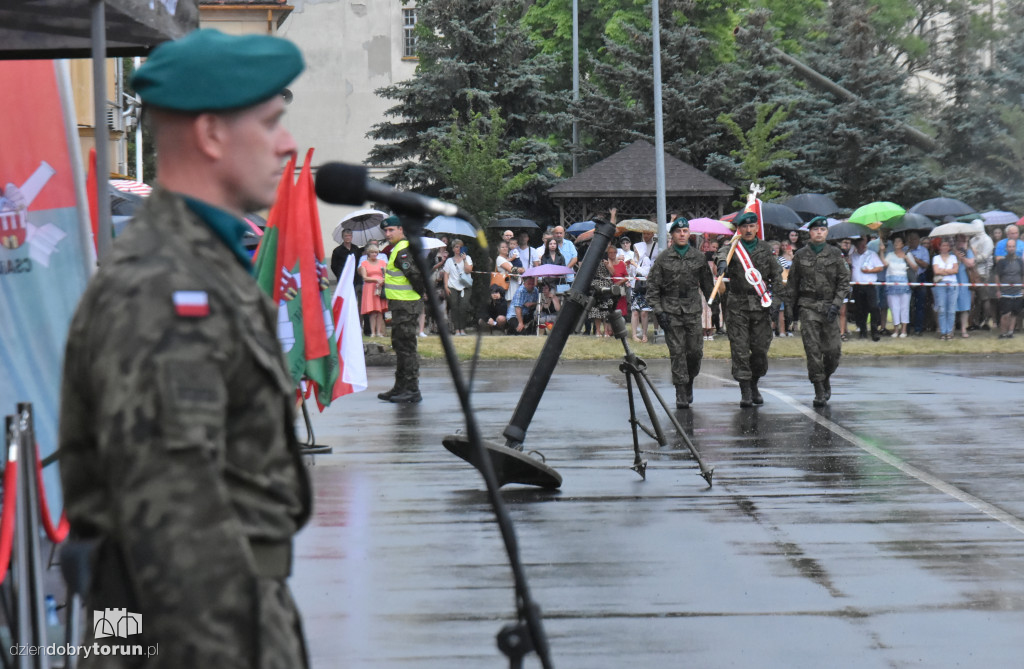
(366, 0, 568, 221)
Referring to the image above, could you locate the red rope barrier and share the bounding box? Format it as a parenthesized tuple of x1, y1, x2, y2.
(0, 450, 19, 585)
(35, 449, 69, 544)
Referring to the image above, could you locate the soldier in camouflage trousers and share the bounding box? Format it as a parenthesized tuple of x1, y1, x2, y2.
(647, 218, 714, 408)
(784, 217, 850, 406)
(59, 30, 311, 668)
(715, 212, 783, 407)
(378, 216, 426, 403)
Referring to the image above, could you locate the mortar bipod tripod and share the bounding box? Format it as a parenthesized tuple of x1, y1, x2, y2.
(608, 309, 714, 486)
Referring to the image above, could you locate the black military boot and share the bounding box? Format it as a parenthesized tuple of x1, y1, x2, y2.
(389, 389, 422, 404)
(812, 381, 828, 407)
(685, 380, 694, 405)
(377, 387, 400, 401)
(823, 376, 832, 401)
(750, 378, 764, 406)
(675, 385, 689, 409)
(739, 381, 753, 408)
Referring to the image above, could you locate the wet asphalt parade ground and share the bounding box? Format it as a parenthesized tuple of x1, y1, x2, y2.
(292, 355, 1024, 668)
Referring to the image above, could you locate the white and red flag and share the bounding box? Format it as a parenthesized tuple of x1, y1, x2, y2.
(743, 187, 766, 240)
(324, 255, 367, 403)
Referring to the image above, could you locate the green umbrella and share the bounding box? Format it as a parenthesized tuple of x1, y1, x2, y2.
(848, 201, 906, 226)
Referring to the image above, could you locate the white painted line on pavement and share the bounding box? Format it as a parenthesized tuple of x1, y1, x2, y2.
(705, 373, 1024, 536)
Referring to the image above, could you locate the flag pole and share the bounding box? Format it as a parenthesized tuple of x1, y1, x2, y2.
(708, 183, 763, 306)
(707, 232, 739, 306)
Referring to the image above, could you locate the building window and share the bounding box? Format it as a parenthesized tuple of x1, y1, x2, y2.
(403, 7, 418, 58)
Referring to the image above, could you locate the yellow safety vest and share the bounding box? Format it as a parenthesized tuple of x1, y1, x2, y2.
(384, 239, 419, 301)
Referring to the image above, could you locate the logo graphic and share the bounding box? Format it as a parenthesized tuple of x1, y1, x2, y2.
(93, 608, 142, 639)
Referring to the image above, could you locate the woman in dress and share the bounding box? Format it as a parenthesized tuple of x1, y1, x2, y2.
(931, 238, 960, 340)
(593, 243, 628, 337)
(494, 240, 523, 301)
(630, 252, 654, 342)
(358, 242, 388, 337)
(540, 237, 566, 308)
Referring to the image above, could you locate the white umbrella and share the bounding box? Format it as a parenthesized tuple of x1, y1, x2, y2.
(332, 209, 387, 245)
(928, 221, 983, 238)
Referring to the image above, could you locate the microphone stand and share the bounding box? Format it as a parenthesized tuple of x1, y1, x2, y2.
(399, 213, 554, 669)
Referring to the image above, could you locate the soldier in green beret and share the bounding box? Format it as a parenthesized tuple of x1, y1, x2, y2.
(647, 217, 714, 408)
(784, 216, 851, 406)
(714, 212, 783, 407)
(59, 29, 312, 668)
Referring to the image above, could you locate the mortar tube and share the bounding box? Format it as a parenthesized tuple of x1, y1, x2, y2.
(503, 219, 618, 448)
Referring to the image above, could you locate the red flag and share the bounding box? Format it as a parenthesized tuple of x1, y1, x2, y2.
(290, 148, 329, 359)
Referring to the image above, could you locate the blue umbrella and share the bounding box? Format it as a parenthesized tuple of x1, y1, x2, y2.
(426, 215, 476, 237)
(567, 220, 595, 236)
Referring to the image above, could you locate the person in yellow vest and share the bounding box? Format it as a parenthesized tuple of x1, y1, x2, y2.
(378, 215, 427, 403)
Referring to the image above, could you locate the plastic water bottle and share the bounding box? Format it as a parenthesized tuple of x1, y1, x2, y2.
(45, 595, 59, 627)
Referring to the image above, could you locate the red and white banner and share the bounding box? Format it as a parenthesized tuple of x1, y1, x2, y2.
(327, 255, 367, 400)
(732, 242, 773, 307)
(743, 190, 765, 240)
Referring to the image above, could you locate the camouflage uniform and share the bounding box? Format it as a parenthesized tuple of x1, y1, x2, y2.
(716, 239, 782, 383)
(59, 188, 311, 668)
(785, 243, 851, 383)
(646, 246, 713, 391)
(387, 243, 425, 395)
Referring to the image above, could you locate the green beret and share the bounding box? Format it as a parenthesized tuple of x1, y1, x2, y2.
(806, 216, 829, 229)
(735, 211, 759, 226)
(380, 215, 402, 230)
(133, 29, 304, 112)
(669, 217, 689, 232)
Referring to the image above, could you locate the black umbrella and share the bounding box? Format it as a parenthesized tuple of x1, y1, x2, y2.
(884, 212, 935, 233)
(760, 203, 803, 230)
(826, 222, 869, 240)
(727, 203, 803, 231)
(782, 193, 840, 218)
(491, 217, 539, 229)
(908, 197, 976, 218)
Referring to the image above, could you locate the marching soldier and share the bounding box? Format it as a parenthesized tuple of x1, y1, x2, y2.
(785, 216, 850, 406)
(646, 218, 714, 408)
(378, 215, 427, 403)
(715, 212, 783, 407)
(59, 30, 312, 667)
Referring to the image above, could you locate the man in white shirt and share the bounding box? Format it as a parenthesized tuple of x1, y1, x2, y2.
(634, 229, 660, 264)
(849, 237, 884, 341)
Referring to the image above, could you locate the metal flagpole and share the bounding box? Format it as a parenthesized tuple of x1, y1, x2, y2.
(651, 0, 668, 251)
(572, 0, 579, 176)
(92, 0, 112, 262)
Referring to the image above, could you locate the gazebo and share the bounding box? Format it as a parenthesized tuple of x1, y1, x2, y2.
(548, 140, 734, 225)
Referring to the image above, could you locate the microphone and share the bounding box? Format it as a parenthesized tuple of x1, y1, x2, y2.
(314, 162, 462, 219)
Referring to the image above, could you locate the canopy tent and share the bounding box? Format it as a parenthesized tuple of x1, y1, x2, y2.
(0, 0, 197, 60)
(0, 0, 198, 261)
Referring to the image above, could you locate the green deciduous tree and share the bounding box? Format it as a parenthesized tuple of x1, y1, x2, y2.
(430, 108, 539, 226)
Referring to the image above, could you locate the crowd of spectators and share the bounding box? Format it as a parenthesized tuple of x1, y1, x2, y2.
(331, 219, 1024, 342)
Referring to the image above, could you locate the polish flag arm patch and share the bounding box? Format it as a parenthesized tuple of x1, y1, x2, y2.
(173, 291, 210, 317)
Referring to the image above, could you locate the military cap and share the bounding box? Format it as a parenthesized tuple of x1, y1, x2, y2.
(380, 215, 403, 230)
(735, 211, 759, 227)
(669, 217, 689, 232)
(133, 29, 304, 112)
(806, 216, 829, 230)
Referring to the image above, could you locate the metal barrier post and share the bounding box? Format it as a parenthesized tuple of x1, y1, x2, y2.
(18, 404, 50, 669)
(9, 414, 32, 669)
